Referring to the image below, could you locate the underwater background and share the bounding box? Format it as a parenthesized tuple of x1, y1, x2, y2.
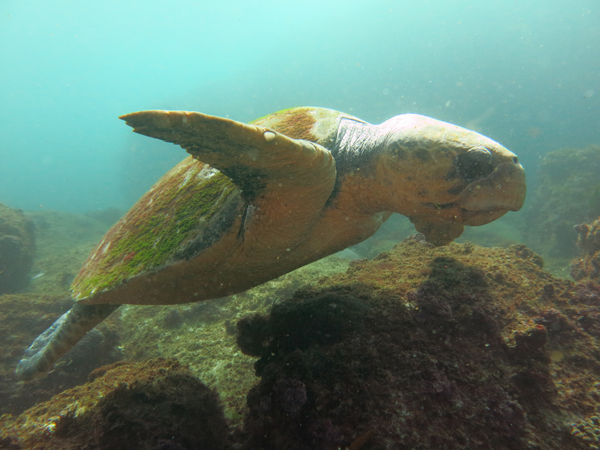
(1, 0, 598, 213)
(2, 1, 600, 449)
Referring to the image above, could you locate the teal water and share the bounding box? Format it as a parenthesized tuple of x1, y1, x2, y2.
(0, 0, 598, 214)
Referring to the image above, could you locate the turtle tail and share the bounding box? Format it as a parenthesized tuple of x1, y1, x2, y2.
(15, 303, 120, 381)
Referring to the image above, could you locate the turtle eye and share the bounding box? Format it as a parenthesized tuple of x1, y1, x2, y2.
(454, 147, 494, 184)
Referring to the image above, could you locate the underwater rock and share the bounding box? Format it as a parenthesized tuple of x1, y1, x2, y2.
(569, 414, 600, 449)
(571, 217, 600, 281)
(524, 145, 600, 259)
(237, 291, 368, 375)
(8, 236, 600, 449)
(0, 202, 35, 294)
(238, 238, 600, 449)
(115, 253, 352, 429)
(0, 209, 123, 418)
(0, 358, 231, 450)
(0, 293, 122, 418)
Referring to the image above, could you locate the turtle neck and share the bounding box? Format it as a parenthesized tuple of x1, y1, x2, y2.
(331, 117, 381, 176)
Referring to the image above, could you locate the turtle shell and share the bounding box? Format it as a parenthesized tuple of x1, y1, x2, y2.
(71, 107, 347, 303)
(72, 158, 242, 301)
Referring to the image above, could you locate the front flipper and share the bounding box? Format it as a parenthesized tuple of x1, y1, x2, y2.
(411, 218, 465, 246)
(120, 110, 337, 245)
(16, 303, 119, 380)
(120, 110, 336, 204)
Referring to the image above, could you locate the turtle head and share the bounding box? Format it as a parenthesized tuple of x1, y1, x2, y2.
(373, 114, 526, 245)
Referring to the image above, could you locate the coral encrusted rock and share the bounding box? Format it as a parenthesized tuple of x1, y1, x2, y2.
(524, 145, 600, 258)
(0, 358, 231, 450)
(0, 202, 35, 294)
(238, 237, 600, 450)
(571, 217, 600, 281)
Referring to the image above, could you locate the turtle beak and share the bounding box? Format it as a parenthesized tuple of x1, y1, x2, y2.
(456, 161, 526, 226)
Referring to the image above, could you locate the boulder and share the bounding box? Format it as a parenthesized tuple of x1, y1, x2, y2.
(0, 203, 35, 294)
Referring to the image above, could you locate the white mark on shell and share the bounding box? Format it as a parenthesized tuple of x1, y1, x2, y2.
(179, 169, 194, 189)
(264, 131, 276, 142)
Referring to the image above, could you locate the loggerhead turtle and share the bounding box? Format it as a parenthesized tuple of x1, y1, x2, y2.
(16, 107, 526, 380)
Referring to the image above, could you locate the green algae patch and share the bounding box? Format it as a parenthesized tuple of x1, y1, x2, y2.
(72, 157, 240, 300)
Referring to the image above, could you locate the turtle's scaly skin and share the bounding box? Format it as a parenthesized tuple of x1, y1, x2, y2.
(16, 107, 526, 380)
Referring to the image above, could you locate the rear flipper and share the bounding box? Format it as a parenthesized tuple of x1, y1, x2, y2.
(16, 303, 120, 381)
